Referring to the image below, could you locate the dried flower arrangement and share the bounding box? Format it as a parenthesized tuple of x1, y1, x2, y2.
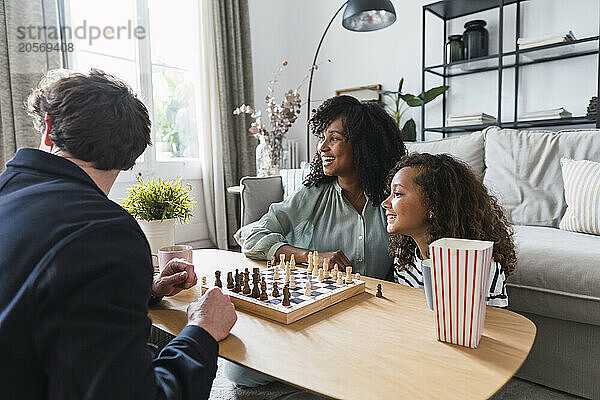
(233, 61, 304, 176)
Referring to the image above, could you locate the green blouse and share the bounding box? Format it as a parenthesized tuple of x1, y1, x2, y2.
(242, 181, 394, 280)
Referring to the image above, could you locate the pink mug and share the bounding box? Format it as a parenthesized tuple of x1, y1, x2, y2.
(152, 245, 193, 273)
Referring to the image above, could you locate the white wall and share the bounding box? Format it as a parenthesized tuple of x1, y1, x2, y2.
(249, 0, 599, 162)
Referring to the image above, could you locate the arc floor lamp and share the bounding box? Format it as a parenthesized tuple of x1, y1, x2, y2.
(305, 0, 397, 161)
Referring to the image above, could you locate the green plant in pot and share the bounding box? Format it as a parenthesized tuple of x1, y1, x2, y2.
(375, 79, 448, 142)
(121, 177, 194, 263)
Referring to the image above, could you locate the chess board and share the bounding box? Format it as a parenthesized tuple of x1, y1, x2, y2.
(200, 265, 366, 324)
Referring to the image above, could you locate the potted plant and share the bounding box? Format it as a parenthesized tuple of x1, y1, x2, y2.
(121, 177, 195, 260)
(375, 79, 449, 142)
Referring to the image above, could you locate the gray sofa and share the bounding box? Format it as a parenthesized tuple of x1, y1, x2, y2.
(237, 126, 600, 398)
(406, 126, 600, 399)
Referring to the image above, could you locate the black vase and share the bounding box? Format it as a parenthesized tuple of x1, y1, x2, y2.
(446, 35, 464, 63)
(463, 20, 489, 59)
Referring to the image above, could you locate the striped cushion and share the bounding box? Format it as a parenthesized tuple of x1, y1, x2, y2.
(280, 167, 310, 200)
(559, 158, 600, 235)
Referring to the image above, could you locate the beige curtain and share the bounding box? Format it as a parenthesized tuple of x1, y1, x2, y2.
(0, 0, 61, 170)
(213, 0, 256, 247)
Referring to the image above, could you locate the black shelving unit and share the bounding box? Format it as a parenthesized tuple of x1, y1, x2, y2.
(421, 0, 600, 141)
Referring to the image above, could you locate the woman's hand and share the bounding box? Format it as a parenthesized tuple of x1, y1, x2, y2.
(152, 258, 197, 297)
(317, 250, 352, 270)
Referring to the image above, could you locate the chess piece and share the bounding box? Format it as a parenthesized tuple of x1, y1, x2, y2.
(242, 275, 251, 294)
(201, 276, 207, 285)
(214, 271, 222, 288)
(290, 254, 296, 270)
(253, 267, 260, 275)
(244, 267, 249, 276)
(279, 254, 285, 270)
(376, 283, 383, 298)
(282, 286, 291, 306)
(290, 275, 296, 289)
(312, 260, 319, 276)
(285, 263, 291, 282)
(304, 280, 311, 296)
(323, 259, 329, 279)
(260, 278, 268, 300)
(307, 251, 314, 273)
(337, 273, 344, 285)
(274, 266, 280, 280)
(227, 271, 234, 290)
(355, 273, 361, 281)
(271, 256, 276, 266)
(234, 268, 240, 283)
(233, 274, 241, 293)
(313, 251, 319, 268)
(272, 282, 280, 297)
(251, 279, 260, 298)
(318, 268, 325, 282)
(346, 266, 353, 284)
(332, 264, 338, 280)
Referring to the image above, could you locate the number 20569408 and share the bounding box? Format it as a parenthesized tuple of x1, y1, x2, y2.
(18, 42, 73, 53)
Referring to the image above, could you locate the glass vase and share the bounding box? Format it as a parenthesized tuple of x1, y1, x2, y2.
(256, 136, 283, 177)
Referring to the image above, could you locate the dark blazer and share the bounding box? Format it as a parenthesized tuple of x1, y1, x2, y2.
(0, 149, 218, 399)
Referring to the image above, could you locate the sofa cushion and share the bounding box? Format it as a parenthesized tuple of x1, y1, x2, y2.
(559, 158, 600, 235)
(483, 126, 600, 227)
(405, 130, 485, 179)
(506, 225, 600, 325)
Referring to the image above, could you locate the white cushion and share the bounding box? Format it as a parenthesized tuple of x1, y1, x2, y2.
(559, 158, 600, 235)
(405, 130, 486, 179)
(280, 167, 310, 200)
(483, 127, 600, 227)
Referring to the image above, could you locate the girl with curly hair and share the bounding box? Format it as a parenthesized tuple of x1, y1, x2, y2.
(381, 153, 516, 307)
(242, 95, 406, 281)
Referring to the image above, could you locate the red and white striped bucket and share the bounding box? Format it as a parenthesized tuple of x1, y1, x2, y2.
(429, 238, 494, 348)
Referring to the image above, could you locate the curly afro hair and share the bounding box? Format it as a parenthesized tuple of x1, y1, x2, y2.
(388, 153, 517, 277)
(303, 95, 406, 206)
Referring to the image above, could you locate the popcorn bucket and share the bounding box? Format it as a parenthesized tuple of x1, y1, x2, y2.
(429, 238, 494, 348)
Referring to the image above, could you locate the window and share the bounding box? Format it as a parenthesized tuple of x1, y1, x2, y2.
(63, 0, 203, 181)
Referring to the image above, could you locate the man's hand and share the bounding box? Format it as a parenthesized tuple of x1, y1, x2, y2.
(187, 288, 237, 342)
(152, 258, 197, 298)
(318, 250, 352, 270)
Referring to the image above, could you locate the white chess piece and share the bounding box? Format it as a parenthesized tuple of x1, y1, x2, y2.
(304, 280, 312, 296)
(290, 254, 296, 270)
(318, 268, 325, 282)
(312, 261, 319, 276)
(279, 254, 285, 270)
(290, 275, 296, 289)
(355, 273, 360, 281)
(274, 266, 280, 280)
(346, 266, 353, 284)
(307, 251, 314, 273)
(332, 264, 338, 280)
(202, 276, 207, 285)
(322, 259, 329, 279)
(313, 251, 319, 269)
(336, 273, 344, 285)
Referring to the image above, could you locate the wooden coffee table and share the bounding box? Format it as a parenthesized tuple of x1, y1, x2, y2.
(149, 249, 536, 400)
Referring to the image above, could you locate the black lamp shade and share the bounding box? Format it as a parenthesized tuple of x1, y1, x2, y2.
(342, 0, 396, 32)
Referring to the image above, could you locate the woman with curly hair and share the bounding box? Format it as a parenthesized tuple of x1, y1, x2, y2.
(242, 95, 406, 280)
(381, 153, 516, 307)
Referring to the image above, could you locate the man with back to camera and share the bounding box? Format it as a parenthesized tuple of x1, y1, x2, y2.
(0, 69, 237, 399)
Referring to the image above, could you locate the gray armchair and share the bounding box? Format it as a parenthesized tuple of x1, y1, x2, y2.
(239, 176, 283, 226)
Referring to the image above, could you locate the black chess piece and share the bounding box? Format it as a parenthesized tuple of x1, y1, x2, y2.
(272, 282, 280, 297)
(376, 283, 383, 298)
(282, 286, 291, 306)
(214, 271, 222, 288)
(242, 275, 251, 295)
(234, 268, 240, 284)
(251, 280, 260, 298)
(227, 271, 234, 290)
(233, 274, 241, 293)
(259, 278, 268, 300)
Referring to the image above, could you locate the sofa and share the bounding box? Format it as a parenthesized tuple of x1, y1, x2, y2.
(236, 126, 600, 398)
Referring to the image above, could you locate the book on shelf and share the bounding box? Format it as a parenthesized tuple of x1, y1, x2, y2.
(518, 108, 572, 121)
(517, 31, 576, 50)
(447, 113, 496, 126)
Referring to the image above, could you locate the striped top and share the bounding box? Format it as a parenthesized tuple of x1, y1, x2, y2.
(394, 250, 508, 308)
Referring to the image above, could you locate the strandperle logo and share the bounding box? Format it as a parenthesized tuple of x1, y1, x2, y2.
(17, 20, 146, 45)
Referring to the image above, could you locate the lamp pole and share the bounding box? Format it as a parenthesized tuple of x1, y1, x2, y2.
(305, 1, 349, 161)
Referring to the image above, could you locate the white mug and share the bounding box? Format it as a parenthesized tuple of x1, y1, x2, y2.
(152, 245, 193, 272)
